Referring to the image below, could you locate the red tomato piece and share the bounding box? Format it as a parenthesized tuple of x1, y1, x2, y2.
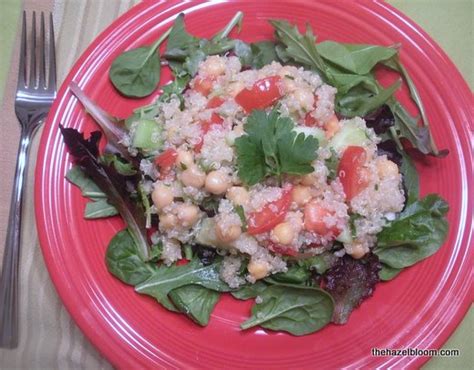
(194, 77, 213, 97)
(235, 76, 283, 112)
(247, 186, 293, 235)
(338, 146, 369, 201)
(206, 96, 225, 108)
(194, 113, 224, 153)
(176, 259, 189, 266)
(303, 200, 341, 237)
(267, 242, 298, 256)
(155, 148, 177, 176)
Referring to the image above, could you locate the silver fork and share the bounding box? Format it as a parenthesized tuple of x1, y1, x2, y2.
(0, 11, 56, 348)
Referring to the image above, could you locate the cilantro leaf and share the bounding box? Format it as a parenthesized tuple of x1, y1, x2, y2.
(235, 109, 318, 185)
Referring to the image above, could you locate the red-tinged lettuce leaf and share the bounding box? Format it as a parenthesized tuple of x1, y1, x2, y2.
(60, 125, 150, 260)
(324, 253, 381, 324)
(69, 82, 137, 164)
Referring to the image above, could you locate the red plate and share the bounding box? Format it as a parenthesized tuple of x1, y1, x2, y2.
(35, 1, 473, 368)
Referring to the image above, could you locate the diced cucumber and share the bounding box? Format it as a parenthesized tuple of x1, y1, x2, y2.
(336, 226, 353, 244)
(131, 119, 164, 151)
(328, 120, 370, 152)
(195, 218, 232, 249)
(294, 126, 327, 146)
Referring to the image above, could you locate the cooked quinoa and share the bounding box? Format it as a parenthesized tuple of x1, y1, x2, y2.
(139, 55, 405, 286)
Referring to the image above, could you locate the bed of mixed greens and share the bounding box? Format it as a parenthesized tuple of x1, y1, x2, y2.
(60, 12, 449, 335)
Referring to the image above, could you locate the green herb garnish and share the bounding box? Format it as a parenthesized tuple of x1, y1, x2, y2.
(235, 109, 318, 185)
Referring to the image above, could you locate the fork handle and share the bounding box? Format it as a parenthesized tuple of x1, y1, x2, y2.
(0, 128, 34, 348)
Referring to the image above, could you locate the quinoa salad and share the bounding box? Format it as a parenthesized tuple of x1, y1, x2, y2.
(62, 13, 449, 335)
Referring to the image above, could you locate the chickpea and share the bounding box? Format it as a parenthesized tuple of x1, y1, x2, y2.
(377, 158, 399, 179)
(324, 114, 340, 139)
(247, 260, 270, 280)
(348, 242, 367, 259)
(175, 149, 194, 168)
(159, 213, 177, 231)
(215, 222, 241, 243)
(200, 56, 226, 77)
(180, 165, 206, 188)
(226, 186, 249, 206)
(271, 222, 294, 245)
(301, 173, 317, 186)
(292, 185, 312, 206)
(205, 170, 232, 195)
(151, 184, 174, 210)
(292, 88, 315, 111)
(176, 203, 200, 227)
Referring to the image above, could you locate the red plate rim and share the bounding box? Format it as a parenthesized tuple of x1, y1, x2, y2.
(34, 1, 473, 368)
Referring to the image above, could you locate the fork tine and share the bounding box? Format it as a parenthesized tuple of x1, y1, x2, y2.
(17, 12, 27, 88)
(48, 13, 56, 92)
(28, 12, 37, 88)
(38, 12, 46, 88)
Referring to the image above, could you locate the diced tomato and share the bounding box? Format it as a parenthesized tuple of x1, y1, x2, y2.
(267, 242, 298, 256)
(338, 146, 369, 201)
(303, 200, 341, 237)
(194, 77, 214, 97)
(206, 96, 225, 108)
(304, 112, 321, 127)
(247, 186, 293, 235)
(235, 76, 283, 112)
(194, 113, 224, 153)
(155, 148, 177, 176)
(176, 259, 189, 266)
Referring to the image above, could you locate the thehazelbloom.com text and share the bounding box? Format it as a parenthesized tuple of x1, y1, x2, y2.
(372, 348, 460, 357)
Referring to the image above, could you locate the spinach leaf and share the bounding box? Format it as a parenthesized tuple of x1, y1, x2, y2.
(60, 125, 150, 260)
(268, 265, 310, 284)
(379, 263, 402, 281)
(66, 166, 106, 200)
(299, 252, 338, 275)
(158, 74, 190, 105)
(109, 28, 171, 98)
(84, 199, 118, 219)
(316, 41, 397, 75)
(240, 285, 334, 336)
(400, 151, 419, 205)
(169, 285, 220, 326)
(374, 194, 449, 269)
(135, 258, 231, 311)
(105, 230, 155, 285)
(231, 281, 268, 300)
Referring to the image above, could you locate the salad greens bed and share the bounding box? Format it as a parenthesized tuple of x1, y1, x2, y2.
(60, 12, 449, 335)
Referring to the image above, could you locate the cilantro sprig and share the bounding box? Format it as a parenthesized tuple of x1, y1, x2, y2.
(234, 109, 318, 185)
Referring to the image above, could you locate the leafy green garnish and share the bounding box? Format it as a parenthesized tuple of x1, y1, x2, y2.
(400, 150, 419, 205)
(240, 285, 334, 336)
(235, 205, 247, 231)
(105, 230, 156, 285)
(379, 263, 402, 281)
(135, 257, 231, 311)
(234, 109, 318, 185)
(66, 166, 106, 200)
(374, 194, 449, 269)
(84, 199, 118, 219)
(109, 28, 171, 97)
(234, 40, 279, 69)
(231, 281, 268, 300)
(169, 285, 220, 326)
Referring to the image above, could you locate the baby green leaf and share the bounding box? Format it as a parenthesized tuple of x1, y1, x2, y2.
(231, 281, 268, 300)
(84, 199, 118, 219)
(240, 285, 334, 336)
(379, 263, 402, 281)
(316, 41, 397, 75)
(105, 230, 155, 286)
(400, 151, 419, 205)
(109, 28, 171, 97)
(169, 285, 220, 326)
(374, 194, 449, 269)
(66, 166, 106, 200)
(135, 258, 231, 311)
